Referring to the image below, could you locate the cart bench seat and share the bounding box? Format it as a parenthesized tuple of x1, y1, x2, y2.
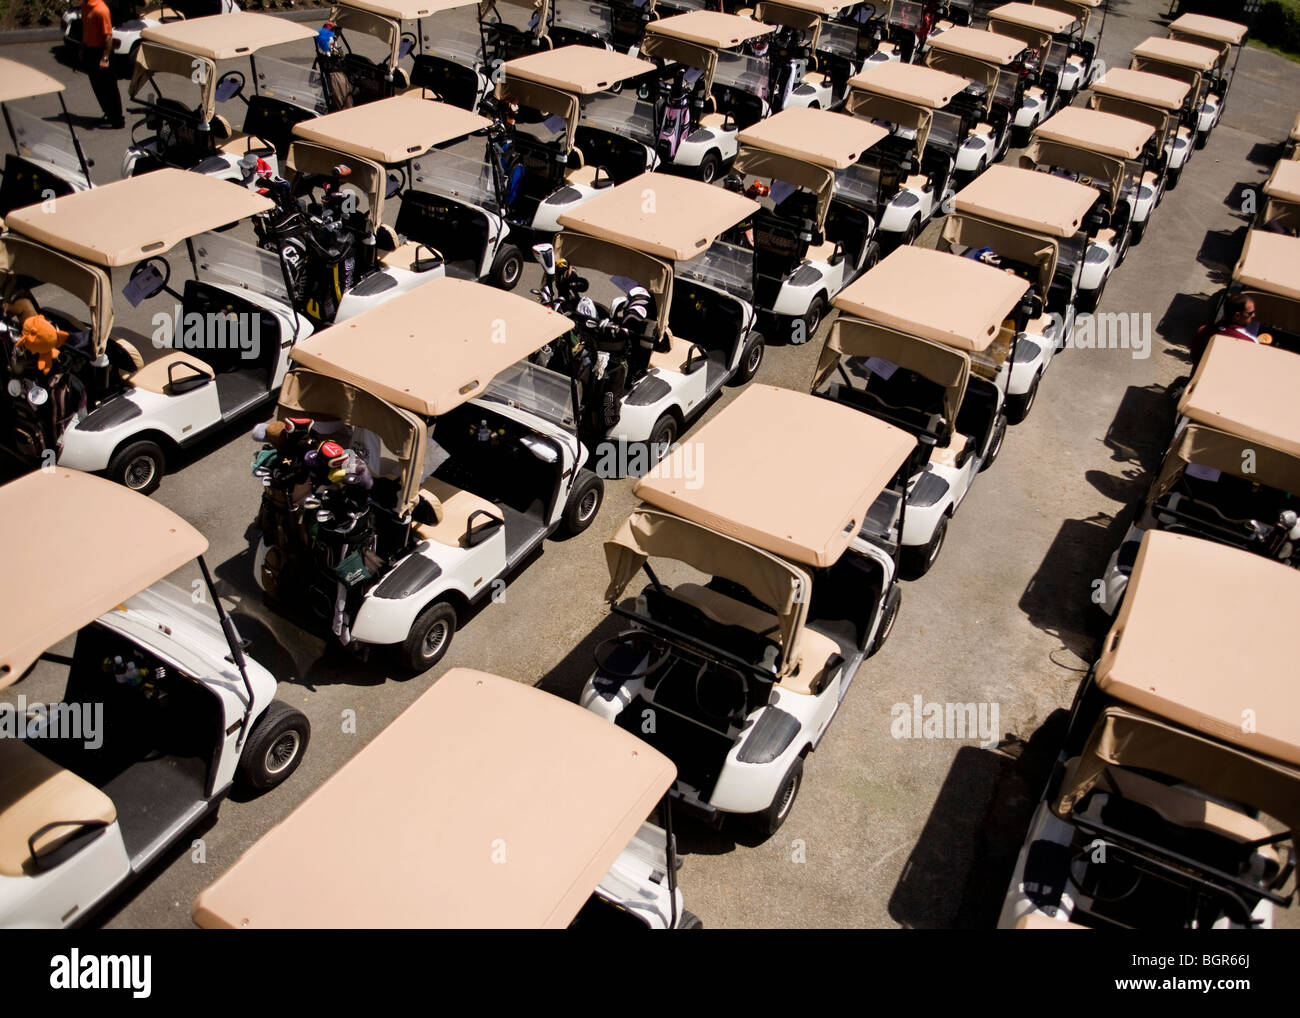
(380, 240, 444, 273)
(928, 429, 968, 469)
(128, 351, 215, 396)
(416, 477, 503, 549)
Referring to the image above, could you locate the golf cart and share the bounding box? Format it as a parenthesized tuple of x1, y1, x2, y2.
(845, 60, 984, 247)
(280, 95, 505, 321)
(985, 3, 1100, 114)
(940, 163, 1099, 422)
(1167, 13, 1246, 118)
(1089, 66, 1193, 191)
(863, 0, 936, 67)
(1258, 158, 1300, 237)
(826, 244, 1031, 575)
(732, 106, 889, 341)
(194, 667, 696, 928)
(496, 45, 663, 237)
(539, 172, 763, 455)
(121, 13, 324, 184)
(0, 467, 309, 928)
(550, 0, 654, 52)
(923, 26, 1025, 172)
(1001, 530, 1299, 930)
(0, 170, 312, 492)
(581, 384, 915, 836)
(753, 0, 892, 112)
(1206, 230, 1300, 355)
(60, 1, 221, 72)
(0, 59, 94, 218)
(1096, 336, 1300, 618)
(1129, 36, 1223, 151)
(1021, 107, 1149, 307)
(250, 276, 602, 670)
(638, 10, 777, 183)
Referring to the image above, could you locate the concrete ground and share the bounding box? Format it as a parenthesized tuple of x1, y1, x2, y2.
(2, 0, 1297, 928)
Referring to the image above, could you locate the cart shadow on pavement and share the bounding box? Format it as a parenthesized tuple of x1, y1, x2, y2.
(1195, 226, 1248, 287)
(1244, 140, 1288, 169)
(887, 710, 1069, 928)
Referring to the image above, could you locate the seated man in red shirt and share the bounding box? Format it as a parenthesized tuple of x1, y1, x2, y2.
(80, 0, 124, 129)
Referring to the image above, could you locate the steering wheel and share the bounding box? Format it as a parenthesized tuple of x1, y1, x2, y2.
(127, 256, 172, 303)
(215, 69, 247, 105)
(694, 665, 748, 723)
(399, 31, 419, 60)
(386, 167, 406, 199)
(592, 632, 671, 680)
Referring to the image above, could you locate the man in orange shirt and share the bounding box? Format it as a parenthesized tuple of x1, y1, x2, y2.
(79, 0, 124, 129)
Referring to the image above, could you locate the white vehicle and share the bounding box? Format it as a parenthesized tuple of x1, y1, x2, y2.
(640, 11, 778, 183)
(121, 13, 324, 184)
(61, 2, 239, 70)
(1098, 333, 1300, 618)
(544, 171, 764, 453)
(1090, 67, 1194, 192)
(940, 164, 1101, 422)
(282, 95, 506, 320)
(985, 2, 1103, 111)
(194, 666, 697, 929)
(754, 0, 892, 112)
(733, 106, 888, 340)
(1129, 35, 1226, 152)
(1, 170, 312, 492)
(582, 384, 913, 836)
(0, 58, 93, 218)
(924, 26, 1025, 179)
(251, 276, 603, 670)
(845, 60, 987, 249)
(1259, 158, 1300, 235)
(0, 467, 309, 929)
(1166, 12, 1248, 144)
(863, 0, 930, 67)
(1001, 531, 1299, 930)
(827, 244, 1031, 575)
(1021, 107, 1150, 307)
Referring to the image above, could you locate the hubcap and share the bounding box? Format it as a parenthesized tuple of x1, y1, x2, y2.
(504, 258, 521, 284)
(423, 620, 449, 657)
(264, 731, 300, 775)
(125, 455, 156, 490)
(746, 343, 762, 372)
(776, 772, 799, 820)
(578, 487, 599, 521)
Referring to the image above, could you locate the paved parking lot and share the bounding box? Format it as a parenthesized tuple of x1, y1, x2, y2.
(3, 0, 1297, 928)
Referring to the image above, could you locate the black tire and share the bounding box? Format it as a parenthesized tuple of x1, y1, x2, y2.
(1194, 129, 1208, 150)
(677, 910, 704, 929)
(489, 243, 524, 290)
(901, 513, 948, 579)
(729, 331, 764, 385)
(561, 468, 604, 536)
(1075, 278, 1101, 314)
(900, 219, 919, 249)
(980, 413, 1007, 471)
(868, 584, 901, 657)
(1011, 124, 1032, 149)
(792, 294, 826, 345)
(646, 413, 678, 467)
(402, 600, 458, 672)
(236, 700, 310, 792)
(861, 240, 881, 271)
(1165, 164, 1182, 190)
(1129, 218, 1147, 246)
(746, 755, 803, 839)
(108, 438, 165, 494)
(1005, 372, 1041, 425)
(697, 150, 721, 184)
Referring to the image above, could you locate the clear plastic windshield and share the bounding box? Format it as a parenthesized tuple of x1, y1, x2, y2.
(6, 107, 88, 185)
(714, 49, 769, 100)
(253, 55, 329, 115)
(424, 26, 483, 65)
(553, 0, 614, 39)
(580, 89, 658, 144)
(658, 0, 708, 11)
(479, 359, 576, 430)
(191, 229, 291, 304)
(994, 69, 1019, 106)
(890, 0, 922, 30)
(678, 240, 753, 301)
(834, 161, 883, 209)
(928, 109, 963, 154)
(411, 138, 500, 209)
(819, 21, 859, 59)
(487, 0, 543, 32)
(1045, 40, 1070, 73)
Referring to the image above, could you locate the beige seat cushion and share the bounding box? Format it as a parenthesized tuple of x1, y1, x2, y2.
(973, 122, 995, 137)
(903, 173, 929, 191)
(0, 739, 116, 878)
(1141, 170, 1159, 190)
(779, 627, 839, 696)
(647, 330, 696, 374)
(805, 239, 837, 263)
(700, 112, 728, 130)
(1095, 227, 1117, 246)
(128, 351, 214, 395)
(380, 240, 443, 272)
(217, 132, 269, 157)
(929, 430, 968, 469)
(802, 71, 826, 87)
(565, 164, 600, 187)
(415, 477, 501, 549)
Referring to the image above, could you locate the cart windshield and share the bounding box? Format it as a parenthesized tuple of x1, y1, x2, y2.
(553, 0, 615, 39)
(1045, 39, 1070, 74)
(424, 26, 481, 65)
(678, 239, 753, 301)
(253, 55, 329, 115)
(993, 69, 1019, 106)
(488, 0, 544, 32)
(479, 359, 576, 430)
(191, 229, 291, 304)
(715, 49, 770, 100)
(411, 137, 500, 210)
(819, 21, 859, 59)
(834, 161, 883, 210)
(890, 0, 923, 31)
(580, 88, 659, 144)
(7, 107, 89, 186)
(927, 109, 964, 155)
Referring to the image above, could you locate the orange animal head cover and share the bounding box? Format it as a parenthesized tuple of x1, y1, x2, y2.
(18, 315, 70, 374)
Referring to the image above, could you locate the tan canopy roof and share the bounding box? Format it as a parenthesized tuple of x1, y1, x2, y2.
(1151, 420, 1300, 507)
(504, 45, 656, 95)
(140, 11, 316, 59)
(848, 61, 971, 109)
(0, 57, 65, 104)
(639, 32, 718, 92)
(757, 0, 858, 13)
(332, 4, 400, 69)
(130, 42, 218, 119)
(954, 164, 1097, 237)
(0, 236, 113, 357)
(1264, 158, 1300, 204)
(286, 142, 387, 234)
(988, 2, 1075, 34)
(1021, 139, 1128, 211)
(644, 10, 774, 49)
(737, 107, 888, 168)
(0, 468, 207, 687)
(1291, 110, 1300, 144)
(926, 25, 1026, 66)
(1177, 335, 1300, 460)
(291, 95, 489, 164)
(192, 668, 676, 929)
(605, 508, 812, 676)
(289, 277, 572, 418)
(557, 173, 758, 261)
(337, 0, 478, 17)
(939, 213, 1057, 297)
(1131, 35, 1219, 72)
(1095, 531, 1300, 766)
(833, 245, 1028, 353)
(1168, 13, 1247, 46)
(1090, 66, 1191, 111)
(5, 169, 272, 268)
(733, 147, 835, 228)
(634, 384, 915, 568)
(1032, 106, 1153, 160)
(1233, 229, 1300, 301)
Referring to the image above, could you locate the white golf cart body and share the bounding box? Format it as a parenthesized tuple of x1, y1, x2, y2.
(753, 0, 880, 113)
(0, 467, 300, 928)
(1098, 328, 1300, 617)
(254, 276, 591, 661)
(986, 2, 1100, 107)
(1130, 36, 1224, 146)
(3, 170, 312, 491)
(1167, 13, 1247, 134)
(923, 27, 1023, 179)
(582, 384, 912, 826)
(121, 13, 324, 186)
(828, 244, 1027, 567)
(1259, 158, 1300, 233)
(193, 667, 693, 929)
(62, 3, 240, 64)
(553, 172, 763, 446)
(1001, 531, 1300, 930)
(1090, 67, 1195, 182)
(0, 59, 95, 215)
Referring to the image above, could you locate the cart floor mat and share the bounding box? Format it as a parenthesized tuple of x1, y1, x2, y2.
(102, 753, 207, 862)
